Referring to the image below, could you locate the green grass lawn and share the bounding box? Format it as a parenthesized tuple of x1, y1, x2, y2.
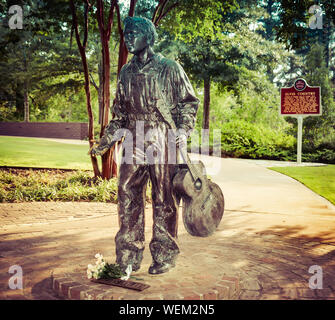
(269, 165, 335, 205)
(0, 136, 92, 170)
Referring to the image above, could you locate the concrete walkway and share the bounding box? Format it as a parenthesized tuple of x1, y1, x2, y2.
(0, 155, 334, 300)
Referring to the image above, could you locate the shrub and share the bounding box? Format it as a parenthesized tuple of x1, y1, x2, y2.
(0, 169, 118, 203)
(218, 120, 296, 160)
(302, 148, 335, 164)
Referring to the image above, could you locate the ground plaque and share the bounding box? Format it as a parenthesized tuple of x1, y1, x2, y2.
(91, 278, 150, 291)
(280, 78, 322, 164)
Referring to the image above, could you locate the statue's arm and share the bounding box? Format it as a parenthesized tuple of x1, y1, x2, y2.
(171, 62, 200, 135)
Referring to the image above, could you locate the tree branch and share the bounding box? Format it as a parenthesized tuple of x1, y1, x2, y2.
(106, 0, 117, 40)
(128, 0, 138, 16)
(96, 0, 105, 36)
(69, 0, 83, 50)
(70, 24, 74, 50)
(116, 1, 123, 39)
(152, 0, 162, 22)
(83, 0, 92, 49)
(89, 73, 99, 91)
(154, 0, 169, 25)
(155, 1, 179, 26)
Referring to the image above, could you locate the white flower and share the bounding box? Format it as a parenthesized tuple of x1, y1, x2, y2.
(87, 267, 93, 279)
(95, 253, 103, 260)
(121, 264, 132, 281)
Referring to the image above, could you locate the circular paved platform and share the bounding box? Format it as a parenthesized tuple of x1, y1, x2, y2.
(50, 206, 240, 300)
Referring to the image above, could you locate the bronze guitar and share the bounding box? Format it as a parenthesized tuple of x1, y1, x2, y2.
(172, 146, 224, 237)
(154, 100, 224, 237)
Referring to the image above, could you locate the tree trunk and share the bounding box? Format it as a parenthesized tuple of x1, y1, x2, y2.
(96, 0, 118, 180)
(23, 55, 29, 122)
(80, 45, 100, 177)
(24, 79, 29, 122)
(100, 34, 114, 179)
(117, 30, 128, 75)
(202, 77, 211, 130)
(70, 0, 100, 178)
(98, 59, 103, 124)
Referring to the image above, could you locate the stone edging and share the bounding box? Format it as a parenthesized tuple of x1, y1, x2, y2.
(52, 273, 240, 300)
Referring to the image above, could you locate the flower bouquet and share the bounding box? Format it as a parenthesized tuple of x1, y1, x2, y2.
(87, 253, 132, 281)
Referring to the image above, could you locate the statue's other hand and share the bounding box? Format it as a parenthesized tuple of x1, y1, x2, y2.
(89, 146, 102, 157)
(88, 138, 110, 157)
(88, 133, 120, 157)
(89, 145, 103, 157)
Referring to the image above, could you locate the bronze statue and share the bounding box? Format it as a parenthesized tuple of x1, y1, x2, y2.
(91, 17, 223, 275)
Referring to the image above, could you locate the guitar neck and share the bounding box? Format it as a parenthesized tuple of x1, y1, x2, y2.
(153, 105, 201, 182)
(178, 146, 200, 182)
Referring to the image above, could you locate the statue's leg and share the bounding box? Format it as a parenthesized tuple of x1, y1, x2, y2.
(148, 163, 180, 274)
(115, 163, 149, 272)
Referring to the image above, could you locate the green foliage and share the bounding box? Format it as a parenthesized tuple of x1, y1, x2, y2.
(291, 43, 335, 156)
(192, 83, 296, 161)
(304, 44, 335, 125)
(160, 0, 238, 42)
(274, 0, 335, 51)
(302, 149, 335, 164)
(218, 119, 295, 160)
(171, 3, 291, 92)
(0, 102, 17, 121)
(97, 263, 126, 280)
(0, 0, 104, 123)
(0, 169, 118, 203)
(31, 88, 99, 123)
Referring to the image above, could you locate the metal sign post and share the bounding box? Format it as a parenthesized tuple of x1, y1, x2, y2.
(297, 115, 303, 165)
(280, 78, 322, 165)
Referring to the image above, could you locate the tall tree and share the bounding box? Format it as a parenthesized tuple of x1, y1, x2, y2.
(70, 0, 100, 177)
(0, 0, 85, 122)
(302, 43, 335, 148)
(167, 1, 289, 132)
(96, 0, 117, 179)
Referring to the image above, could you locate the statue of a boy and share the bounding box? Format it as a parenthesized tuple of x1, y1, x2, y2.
(91, 16, 199, 274)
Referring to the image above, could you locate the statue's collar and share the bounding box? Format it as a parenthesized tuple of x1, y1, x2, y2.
(130, 53, 163, 69)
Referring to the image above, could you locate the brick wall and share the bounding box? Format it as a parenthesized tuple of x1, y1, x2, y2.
(0, 122, 88, 140)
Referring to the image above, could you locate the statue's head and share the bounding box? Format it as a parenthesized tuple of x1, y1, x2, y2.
(123, 16, 157, 54)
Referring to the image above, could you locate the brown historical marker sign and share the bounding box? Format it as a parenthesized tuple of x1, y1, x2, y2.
(280, 78, 321, 116)
(280, 78, 322, 164)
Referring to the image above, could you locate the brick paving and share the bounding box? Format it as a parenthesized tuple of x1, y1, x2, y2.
(1, 157, 335, 300)
(0, 202, 240, 300)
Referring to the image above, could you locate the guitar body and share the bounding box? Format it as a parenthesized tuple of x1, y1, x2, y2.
(172, 161, 224, 237)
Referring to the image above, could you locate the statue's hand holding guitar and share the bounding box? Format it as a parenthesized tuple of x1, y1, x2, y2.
(175, 131, 187, 148)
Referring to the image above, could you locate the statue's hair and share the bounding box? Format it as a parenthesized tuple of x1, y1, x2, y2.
(123, 16, 157, 46)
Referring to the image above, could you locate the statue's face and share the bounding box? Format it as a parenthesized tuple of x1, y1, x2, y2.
(124, 26, 149, 55)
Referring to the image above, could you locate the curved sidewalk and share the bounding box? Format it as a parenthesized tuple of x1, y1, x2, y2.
(0, 156, 335, 300)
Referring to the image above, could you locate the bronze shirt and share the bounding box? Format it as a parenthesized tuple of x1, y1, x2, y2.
(106, 53, 199, 165)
